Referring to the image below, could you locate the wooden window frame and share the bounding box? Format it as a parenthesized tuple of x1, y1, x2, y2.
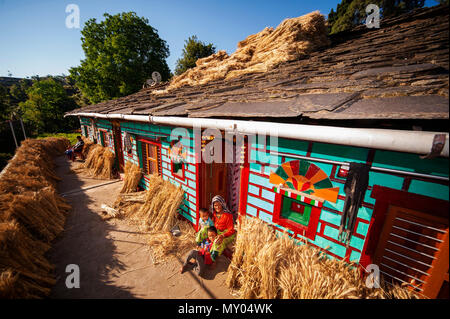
(359, 185, 449, 298)
(99, 129, 110, 148)
(138, 137, 161, 176)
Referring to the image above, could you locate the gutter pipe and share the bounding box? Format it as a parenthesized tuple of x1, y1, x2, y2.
(67, 112, 449, 158)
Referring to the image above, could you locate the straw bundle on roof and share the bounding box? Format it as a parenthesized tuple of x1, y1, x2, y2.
(0, 137, 71, 298)
(226, 217, 420, 299)
(159, 11, 329, 92)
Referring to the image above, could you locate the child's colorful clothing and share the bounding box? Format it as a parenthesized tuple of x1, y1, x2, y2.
(197, 238, 219, 264)
(197, 217, 214, 232)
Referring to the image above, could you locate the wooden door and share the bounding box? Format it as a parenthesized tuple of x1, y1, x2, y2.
(200, 162, 227, 210)
(112, 122, 124, 172)
(373, 205, 449, 298)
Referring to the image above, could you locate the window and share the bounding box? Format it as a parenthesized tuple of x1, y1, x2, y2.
(141, 140, 160, 175)
(100, 131, 110, 147)
(169, 140, 185, 179)
(172, 162, 184, 178)
(272, 187, 322, 240)
(281, 196, 313, 227)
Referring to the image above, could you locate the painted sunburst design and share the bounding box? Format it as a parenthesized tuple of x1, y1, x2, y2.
(269, 160, 339, 203)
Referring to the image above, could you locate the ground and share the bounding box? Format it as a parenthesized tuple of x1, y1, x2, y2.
(49, 156, 233, 299)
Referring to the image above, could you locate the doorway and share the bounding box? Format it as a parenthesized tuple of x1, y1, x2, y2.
(112, 121, 125, 173)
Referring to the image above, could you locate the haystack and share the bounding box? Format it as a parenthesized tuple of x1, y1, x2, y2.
(158, 11, 329, 92)
(0, 137, 71, 298)
(110, 174, 193, 263)
(73, 142, 116, 179)
(226, 217, 420, 299)
(119, 161, 143, 194)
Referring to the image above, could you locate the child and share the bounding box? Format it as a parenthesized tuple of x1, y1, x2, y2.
(181, 226, 219, 276)
(197, 207, 214, 232)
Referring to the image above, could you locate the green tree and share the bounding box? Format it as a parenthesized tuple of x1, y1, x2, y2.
(19, 78, 77, 134)
(174, 36, 216, 76)
(69, 12, 170, 104)
(0, 84, 9, 121)
(328, 0, 425, 34)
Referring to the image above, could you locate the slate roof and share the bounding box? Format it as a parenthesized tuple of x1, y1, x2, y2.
(67, 5, 449, 121)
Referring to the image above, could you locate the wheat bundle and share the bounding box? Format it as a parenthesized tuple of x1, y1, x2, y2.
(128, 175, 184, 232)
(111, 174, 191, 263)
(147, 220, 196, 264)
(0, 137, 70, 298)
(80, 136, 94, 158)
(73, 143, 116, 179)
(119, 161, 143, 194)
(158, 11, 329, 92)
(226, 217, 420, 299)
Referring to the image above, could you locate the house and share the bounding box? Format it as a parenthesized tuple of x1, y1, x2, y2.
(66, 6, 449, 298)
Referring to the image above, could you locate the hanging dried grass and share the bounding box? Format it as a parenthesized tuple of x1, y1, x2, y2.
(0, 137, 71, 298)
(226, 217, 421, 299)
(157, 11, 329, 92)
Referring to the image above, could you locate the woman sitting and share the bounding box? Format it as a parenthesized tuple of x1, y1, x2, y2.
(196, 195, 236, 258)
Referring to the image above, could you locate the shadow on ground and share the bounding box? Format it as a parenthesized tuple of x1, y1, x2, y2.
(48, 156, 135, 298)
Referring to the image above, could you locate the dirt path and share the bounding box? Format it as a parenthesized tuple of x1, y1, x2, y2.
(49, 156, 234, 299)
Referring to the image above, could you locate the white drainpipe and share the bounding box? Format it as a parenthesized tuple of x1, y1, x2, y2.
(67, 112, 449, 158)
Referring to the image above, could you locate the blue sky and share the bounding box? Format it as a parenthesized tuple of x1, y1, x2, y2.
(0, 0, 441, 78)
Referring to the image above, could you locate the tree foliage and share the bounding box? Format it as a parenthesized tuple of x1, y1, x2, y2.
(69, 12, 171, 104)
(19, 78, 77, 134)
(328, 0, 425, 34)
(174, 36, 216, 76)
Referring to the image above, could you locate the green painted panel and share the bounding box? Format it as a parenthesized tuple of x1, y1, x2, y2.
(298, 160, 310, 177)
(373, 150, 449, 177)
(409, 179, 449, 201)
(281, 196, 311, 226)
(314, 178, 333, 189)
(311, 142, 368, 163)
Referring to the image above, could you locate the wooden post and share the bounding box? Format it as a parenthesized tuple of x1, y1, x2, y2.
(19, 118, 27, 139)
(9, 120, 18, 148)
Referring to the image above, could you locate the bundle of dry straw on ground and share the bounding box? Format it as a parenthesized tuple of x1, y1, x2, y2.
(158, 11, 329, 92)
(73, 137, 115, 179)
(119, 161, 143, 194)
(111, 174, 194, 263)
(226, 217, 420, 299)
(0, 138, 71, 298)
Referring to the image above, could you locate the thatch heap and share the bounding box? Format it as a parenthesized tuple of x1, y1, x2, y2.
(111, 174, 194, 263)
(159, 11, 329, 92)
(226, 217, 420, 299)
(73, 137, 116, 179)
(0, 138, 71, 298)
(119, 161, 143, 194)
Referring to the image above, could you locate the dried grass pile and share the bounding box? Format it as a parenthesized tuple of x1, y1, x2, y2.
(147, 221, 196, 264)
(226, 217, 420, 299)
(73, 141, 115, 179)
(119, 161, 143, 194)
(159, 11, 329, 92)
(0, 138, 71, 298)
(111, 174, 193, 264)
